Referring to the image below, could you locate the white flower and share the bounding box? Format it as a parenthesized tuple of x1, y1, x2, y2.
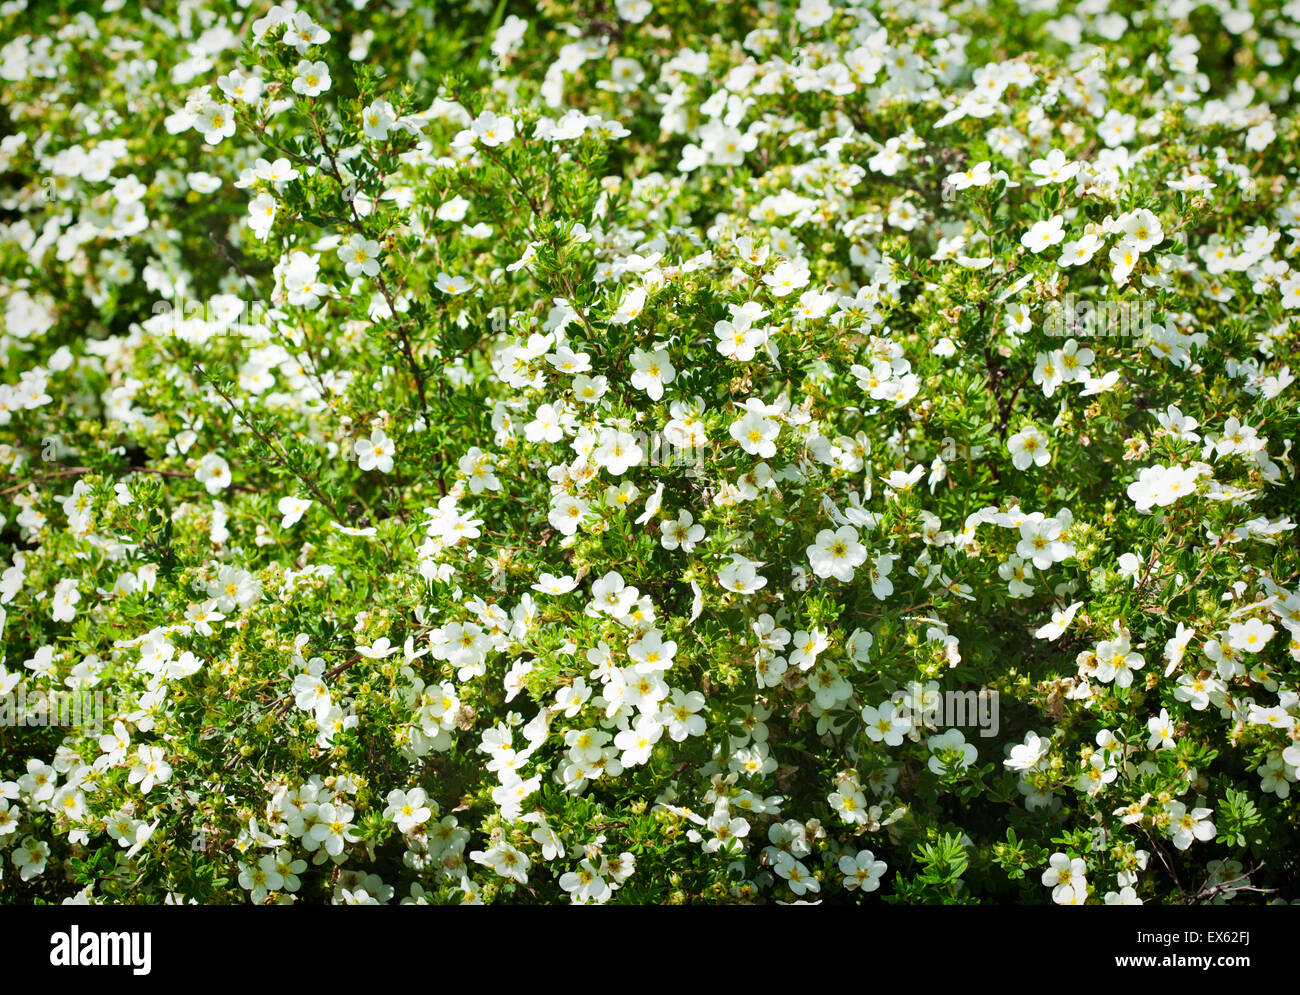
(52, 578, 81, 622)
(789, 628, 828, 671)
(700, 122, 756, 166)
(1005, 731, 1050, 772)
(615, 0, 652, 22)
(361, 99, 397, 140)
(861, 702, 909, 746)
(1109, 239, 1140, 283)
(549, 494, 589, 536)
(795, 0, 834, 28)
(332, 522, 377, 538)
(278, 496, 312, 528)
(1021, 215, 1066, 253)
(717, 555, 767, 594)
(196, 454, 232, 494)
(437, 195, 470, 223)
(1029, 149, 1078, 185)
(628, 631, 677, 674)
(254, 157, 298, 184)
(604, 57, 645, 92)
(595, 428, 643, 475)
(308, 802, 359, 856)
(610, 286, 647, 325)
(1120, 208, 1163, 251)
(239, 854, 285, 904)
(13, 837, 49, 881)
(1173, 672, 1223, 711)
(1034, 601, 1083, 641)
(1017, 516, 1071, 570)
(572, 374, 608, 403)
(659, 689, 705, 741)
(471, 842, 530, 883)
(1041, 852, 1087, 904)
(927, 729, 977, 774)
(472, 110, 516, 147)
(730, 409, 779, 458)
(630, 348, 674, 400)
(1126, 464, 1201, 512)
(1105, 887, 1143, 905)
(806, 526, 867, 582)
(948, 160, 992, 190)
(292, 672, 332, 722)
(1094, 626, 1145, 687)
(291, 60, 331, 96)
(1166, 802, 1214, 850)
(356, 637, 399, 659)
(248, 193, 277, 240)
(1058, 233, 1102, 267)
(839, 850, 888, 891)
(559, 859, 612, 905)
(354, 429, 395, 473)
(218, 68, 264, 104)
(591, 571, 638, 618)
(1007, 426, 1051, 470)
(435, 272, 473, 295)
(128, 745, 172, 794)
(384, 788, 432, 834)
(195, 101, 236, 145)
(338, 234, 381, 278)
(280, 10, 330, 52)
(1227, 617, 1274, 653)
(660, 510, 704, 552)
(634, 482, 665, 526)
(714, 310, 768, 362)
(1147, 709, 1177, 750)
(763, 260, 810, 297)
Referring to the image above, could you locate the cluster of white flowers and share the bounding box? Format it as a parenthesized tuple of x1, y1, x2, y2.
(1, 0, 1298, 908)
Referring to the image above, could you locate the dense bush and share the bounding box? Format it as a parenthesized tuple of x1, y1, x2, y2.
(1, 0, 1298, 905)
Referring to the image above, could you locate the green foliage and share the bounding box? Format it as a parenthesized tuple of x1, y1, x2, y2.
(0, 0, 1298, 907)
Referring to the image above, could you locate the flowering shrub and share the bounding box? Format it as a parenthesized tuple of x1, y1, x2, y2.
(1, 0, 1299, 906)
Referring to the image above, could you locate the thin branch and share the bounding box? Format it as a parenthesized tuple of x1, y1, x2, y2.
(195, 362, 345, 521)
(1187, 861, 1272, 905)
(1137, 823, 1184, 899)
(309, 115, 430, 417)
